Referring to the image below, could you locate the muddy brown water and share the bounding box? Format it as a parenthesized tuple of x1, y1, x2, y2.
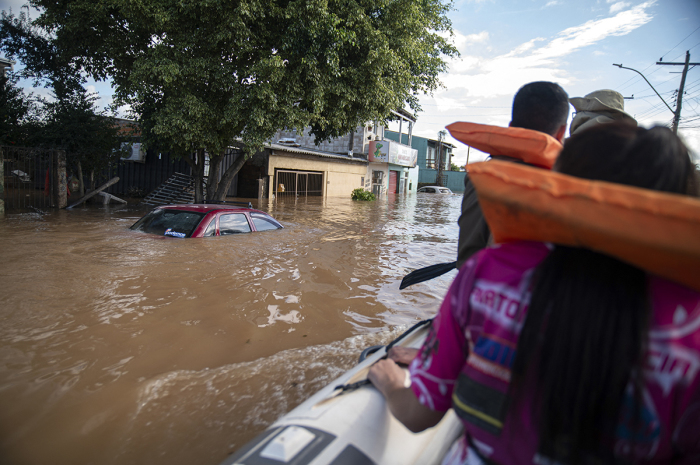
(0, 194, 461, 465)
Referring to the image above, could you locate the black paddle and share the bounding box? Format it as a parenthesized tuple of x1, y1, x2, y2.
(399, 261, 457, 289)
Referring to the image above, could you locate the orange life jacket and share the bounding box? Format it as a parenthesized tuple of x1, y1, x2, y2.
(468, 160, 700, 292)
(446, 122, 562, 169)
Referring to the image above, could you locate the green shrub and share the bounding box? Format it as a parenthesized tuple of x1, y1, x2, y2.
(351, 188, 376, 201)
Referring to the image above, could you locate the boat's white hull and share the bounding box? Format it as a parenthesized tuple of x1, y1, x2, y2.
(222, 322, 462, 465)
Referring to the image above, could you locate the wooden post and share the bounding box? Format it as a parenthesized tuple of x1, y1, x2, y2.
(99, 191, 128, 205)
(66, 176, 120, 209)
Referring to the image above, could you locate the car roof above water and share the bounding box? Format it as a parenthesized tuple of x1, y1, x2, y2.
(156, 204, 257, 214)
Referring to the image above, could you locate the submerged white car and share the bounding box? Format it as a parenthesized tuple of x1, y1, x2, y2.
(417, 186, 453, 194)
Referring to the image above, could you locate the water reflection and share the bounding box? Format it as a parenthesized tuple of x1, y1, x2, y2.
(0, 193, 461, 464)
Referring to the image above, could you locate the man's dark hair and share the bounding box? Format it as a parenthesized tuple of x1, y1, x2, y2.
(511, 81, 570, 136)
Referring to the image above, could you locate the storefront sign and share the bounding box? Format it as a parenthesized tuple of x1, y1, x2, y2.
(368, 140, 417, 167)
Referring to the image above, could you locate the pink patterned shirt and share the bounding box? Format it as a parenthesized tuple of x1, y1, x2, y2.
(409, 241, 700, 465)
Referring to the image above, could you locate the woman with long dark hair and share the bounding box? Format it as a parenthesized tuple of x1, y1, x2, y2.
(369, 123, 700, 464)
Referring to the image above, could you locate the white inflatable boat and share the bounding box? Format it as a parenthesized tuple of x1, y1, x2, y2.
(221, 320, 462, 465)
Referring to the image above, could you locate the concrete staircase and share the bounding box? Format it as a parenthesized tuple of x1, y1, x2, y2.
(141, 172, 197, 206)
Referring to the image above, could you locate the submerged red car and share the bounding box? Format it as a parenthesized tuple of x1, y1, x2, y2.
(129, 203, 283, 238)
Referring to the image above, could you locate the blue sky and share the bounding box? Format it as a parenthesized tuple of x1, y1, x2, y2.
(2, 0, 699, 165)
(405, 0, 700, 164)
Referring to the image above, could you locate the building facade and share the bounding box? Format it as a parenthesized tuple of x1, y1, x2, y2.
(366, 139, 419, 196)
(269, 110, 419, 198)
(236, 143, 369, 199)
(384, 130, 466, 192)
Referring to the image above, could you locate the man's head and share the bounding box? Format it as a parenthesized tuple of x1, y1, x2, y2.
(510, 81, 569, 142)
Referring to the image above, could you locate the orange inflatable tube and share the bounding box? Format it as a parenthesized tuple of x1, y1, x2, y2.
(446, 122, 562, 169)
(468, 160, 700, 292)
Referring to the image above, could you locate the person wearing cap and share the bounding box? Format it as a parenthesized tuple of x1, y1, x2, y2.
(569, 89, 637, 135)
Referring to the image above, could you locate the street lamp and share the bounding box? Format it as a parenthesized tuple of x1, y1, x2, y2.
(612, 63, 674, 115)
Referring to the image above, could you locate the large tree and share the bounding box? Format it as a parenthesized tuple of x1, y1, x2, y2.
(30, 0, 458, 201)
(0, 72, 36, 146)
(1, 9, 128, 191)
(37, 87, 126, 191)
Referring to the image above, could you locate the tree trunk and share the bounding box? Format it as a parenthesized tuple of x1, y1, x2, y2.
(214, 151, 248, 201)
(192, 149, 205, 203)
(77, 160, 85, 197)
(206, 153, 222, 200)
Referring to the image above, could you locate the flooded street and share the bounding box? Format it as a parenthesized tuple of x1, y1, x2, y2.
(0, 194, 461, 465)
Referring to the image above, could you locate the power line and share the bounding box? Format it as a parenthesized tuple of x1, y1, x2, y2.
(630, 91, 676, 99)
(660, 26, 700, 60)
(617, 38, 700, 92)
(618, 52, 700, 133)
(634, 97, 678, 121)
(633, 98, 671, 120)
(641, 106, 674, 121)
(682, 78, 700, 94)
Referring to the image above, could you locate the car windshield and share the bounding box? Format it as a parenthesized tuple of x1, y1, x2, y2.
(130, 209, 206, 238)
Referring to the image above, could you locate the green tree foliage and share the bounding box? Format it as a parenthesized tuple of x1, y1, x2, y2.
(37, 88, 125, 182)
(450, 162, 461, 171)
(351, 188, 375, 201)
(0, 10, 127, 185)
(29, 0, 458, 201)
(0, 73, 36, 145)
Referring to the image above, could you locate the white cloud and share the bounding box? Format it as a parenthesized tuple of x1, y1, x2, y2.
(418, 1, 658, 163)
(544, 0, 562, 7)
(680, 131, 700, 163)
(462, 31, 490, 45)
(442, 30, 489, 50)
(440, 1, 654, 99)
(609, 2, 631, 14)
(447, 56, 483, 74)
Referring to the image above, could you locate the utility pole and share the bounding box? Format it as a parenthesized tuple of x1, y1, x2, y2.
(436, 130, 446, 186)
(657, 51, 699, 133)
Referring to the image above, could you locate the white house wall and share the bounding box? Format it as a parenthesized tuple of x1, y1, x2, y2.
(407, 165, 419, 193)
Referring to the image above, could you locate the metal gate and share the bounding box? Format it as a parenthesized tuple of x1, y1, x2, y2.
(1, 146, 64, 212)
(275, 170, 324, 197)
